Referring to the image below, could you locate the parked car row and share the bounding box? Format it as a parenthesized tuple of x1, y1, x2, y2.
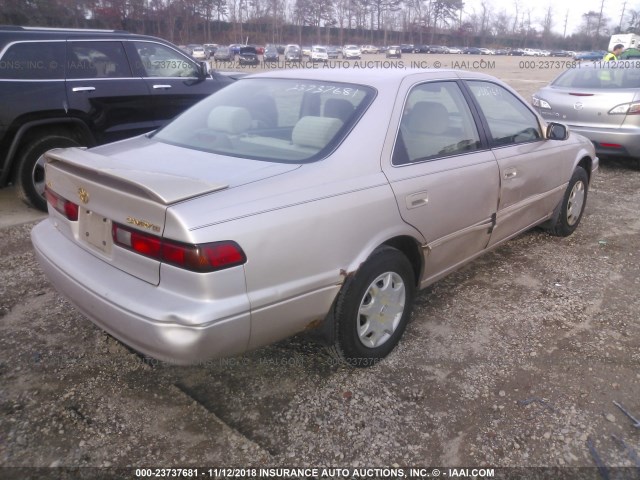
(181, 42, 609, 63)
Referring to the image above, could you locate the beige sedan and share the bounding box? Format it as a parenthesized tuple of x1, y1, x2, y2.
(32, 69, 598, 367)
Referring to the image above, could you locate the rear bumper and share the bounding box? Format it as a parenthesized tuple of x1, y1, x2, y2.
(31, 220, 251, 365)
(568, 124, 640, 159)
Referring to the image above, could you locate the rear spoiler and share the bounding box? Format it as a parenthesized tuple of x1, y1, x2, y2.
(44, 147, 228, 205)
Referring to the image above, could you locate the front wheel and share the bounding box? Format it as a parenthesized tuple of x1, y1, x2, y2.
(331, 247, 416, 367)
(548, 166, 589, 237)
(15, 135, 80, 211)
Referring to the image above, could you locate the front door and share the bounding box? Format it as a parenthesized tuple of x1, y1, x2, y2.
(126, 41, 230, 128)
(383, 80, 500, 286)
(464, 80, 574, 246)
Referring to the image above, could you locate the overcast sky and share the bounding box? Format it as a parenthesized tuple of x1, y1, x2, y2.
(461, 0, 632, 36)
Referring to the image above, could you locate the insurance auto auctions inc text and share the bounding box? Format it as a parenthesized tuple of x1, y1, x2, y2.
(226, 60, 496, 70)
(197, 467, 496, 478)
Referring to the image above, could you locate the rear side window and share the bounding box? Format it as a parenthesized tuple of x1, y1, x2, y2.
(152, 78, 375, 163)
(467, 81, 541, 146)
(0, 41, 65, 80)
(552, 67, 640, 89)
(67, 41, 132, 79)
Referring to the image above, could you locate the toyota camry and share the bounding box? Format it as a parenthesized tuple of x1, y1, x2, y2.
(32, 69, 598, 367)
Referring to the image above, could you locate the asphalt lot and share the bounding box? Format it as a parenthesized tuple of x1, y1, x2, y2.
(1, 55, 639, 473)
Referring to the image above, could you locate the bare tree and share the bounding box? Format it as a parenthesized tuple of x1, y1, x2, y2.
(511, 0, 520, 34)
(541, 5, 553, 47)
(491, 10, 511, 37)
(627, 9, 640, 33)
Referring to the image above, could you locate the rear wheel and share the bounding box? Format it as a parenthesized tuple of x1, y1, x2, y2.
(548, 166, 588, 237)
(15, 135, 80, 211)
(331, 247, 415, 367)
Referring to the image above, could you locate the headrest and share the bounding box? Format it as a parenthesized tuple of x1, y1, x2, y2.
(292, 116, 343, 150)
(207, 106, 252, 134)
(323, 98, 355, 121)
(408, 101, 449, 135)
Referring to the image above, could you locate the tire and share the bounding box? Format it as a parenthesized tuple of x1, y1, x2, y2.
(15, 135, 80, 211)
(548, 166, 589, 237)
(330, 246, 416, 367)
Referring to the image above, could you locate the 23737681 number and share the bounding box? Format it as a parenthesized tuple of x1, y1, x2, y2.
(286, 83, 360, 97)
(135, 468, 200, 477)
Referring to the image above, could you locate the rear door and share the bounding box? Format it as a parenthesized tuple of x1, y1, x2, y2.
(383, 79, 500, 285)
(65, 40, 153, 143)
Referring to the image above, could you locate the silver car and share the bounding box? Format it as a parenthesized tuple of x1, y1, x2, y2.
(191, 46, 207, 60)
(532, 63, 640, 165)
(32, 70, 598, 367)
(342, 45, 362, 59)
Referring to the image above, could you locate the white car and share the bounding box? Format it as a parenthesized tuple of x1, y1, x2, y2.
(342, 45, 361, 59)
(361, 45, 379, 54)
(310, 46, 329, 62)
(191, 46, 208, 60)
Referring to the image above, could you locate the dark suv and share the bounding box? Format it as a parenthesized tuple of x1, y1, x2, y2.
(0, 26, 237, 210)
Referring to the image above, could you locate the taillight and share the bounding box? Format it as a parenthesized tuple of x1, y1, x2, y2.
(112, 223, 246, 273)
(44, 186, 79, 221)
(608, 102, 640, 115)
(532, 95, 551, 110)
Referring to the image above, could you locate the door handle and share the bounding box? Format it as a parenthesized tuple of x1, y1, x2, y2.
(406, 191, 429, 209)
(71, 86, 95, 92)
(503, 168, 518, 179)
(152, 84, 172, 89)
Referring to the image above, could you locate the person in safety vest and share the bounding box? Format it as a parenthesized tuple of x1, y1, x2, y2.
(604, 44, 624, 61)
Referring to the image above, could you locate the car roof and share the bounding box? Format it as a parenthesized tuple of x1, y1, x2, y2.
(0, 25, 170, 46)
(245, 68, 497, 89)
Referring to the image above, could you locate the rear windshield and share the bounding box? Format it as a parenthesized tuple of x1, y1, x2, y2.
(552, 66, 640, 89)
(152, 78, 375, 163)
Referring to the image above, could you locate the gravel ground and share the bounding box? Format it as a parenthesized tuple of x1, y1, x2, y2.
(1, 58, 639, 474)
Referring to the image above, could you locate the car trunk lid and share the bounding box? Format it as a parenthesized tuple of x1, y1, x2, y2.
(540, 86, 637, 128)
(43, 142, 298, 285)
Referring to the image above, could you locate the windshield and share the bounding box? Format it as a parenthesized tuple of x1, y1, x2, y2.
(152, 78, 376, 163)
(552, 66, 640, 89)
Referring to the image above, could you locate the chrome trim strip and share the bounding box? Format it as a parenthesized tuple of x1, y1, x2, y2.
(423, 218, 494, 250)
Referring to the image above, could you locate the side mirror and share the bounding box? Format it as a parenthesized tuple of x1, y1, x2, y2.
(199, 61, 210, 77)
(547, 122, 568, 141)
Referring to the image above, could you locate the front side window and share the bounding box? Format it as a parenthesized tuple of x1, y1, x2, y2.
(67, 41, 131, 79)
(0, 41, 65, 80)
(152, 78, 375, 163)
(133, 42, 198, 78)
(393, 81, 481, 165)
(467, 81, 541, 146)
